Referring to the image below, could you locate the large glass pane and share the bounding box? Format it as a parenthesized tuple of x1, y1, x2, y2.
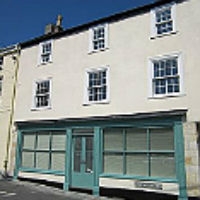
(36, 152, 49, 169)
(150, 128, 174, 150)
(126, 128, 147, 150)
(150, 153, 175, 178)
(104, 129, 123, 151)
(85, 137, 93, 173)
(126, 154, 148, 176)
(103, 154, 123, 174)
(23, 134, 35, 149)
(37, 133, 50, 150)
(52, 133, 66, 150)
(73, 137, 81, 172)
(22, 152, 34, 168)
(51, 152, 65, 171)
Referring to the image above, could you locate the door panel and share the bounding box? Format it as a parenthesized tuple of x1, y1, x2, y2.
(85, 136, 93, 173)
(73, 137, 82, 172)
(71, 131, 94, 189)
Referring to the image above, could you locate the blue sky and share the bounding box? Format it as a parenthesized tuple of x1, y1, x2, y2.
(0, 0, 153, 48)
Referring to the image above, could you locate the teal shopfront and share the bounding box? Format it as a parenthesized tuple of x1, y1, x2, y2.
(14, 110, 188, 200)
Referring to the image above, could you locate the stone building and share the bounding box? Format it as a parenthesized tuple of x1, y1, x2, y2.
(12, 0, 200, 199)
(0, 45, 20, 177)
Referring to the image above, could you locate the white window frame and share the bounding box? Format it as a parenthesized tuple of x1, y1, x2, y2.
(39, 40, 53, 65)
(0, 56, 3, 70)
(151, 2, 176, 38)
(148, 53, 183, 98)
(89, 24, 109, 53)
(84, 66, 110, 105)
(32, 78, 52, 110)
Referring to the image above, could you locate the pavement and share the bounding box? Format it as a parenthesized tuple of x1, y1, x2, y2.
(0, 178, 122, 200)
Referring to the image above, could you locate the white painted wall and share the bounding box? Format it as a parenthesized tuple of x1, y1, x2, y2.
(14, 0, 200, 122)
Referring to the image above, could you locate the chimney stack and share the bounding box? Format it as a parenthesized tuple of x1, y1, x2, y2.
(44, 15, 63, 35)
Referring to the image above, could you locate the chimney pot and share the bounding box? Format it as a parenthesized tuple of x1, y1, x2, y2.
(56, 15, 63, 27)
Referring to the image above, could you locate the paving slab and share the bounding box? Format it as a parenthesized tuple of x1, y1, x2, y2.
(0, 179, 123, 200)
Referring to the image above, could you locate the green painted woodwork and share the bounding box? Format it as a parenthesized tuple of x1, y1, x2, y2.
(15, 112, 187, 199)
(64, 129, 72, 191)
(93, 127, 101, 195)
(14, 130, 22, 179)
(71, 132, 94, 189)
(174, 122, 188, 200)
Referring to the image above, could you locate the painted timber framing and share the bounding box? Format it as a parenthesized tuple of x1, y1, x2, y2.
(14, 110, 188, 199)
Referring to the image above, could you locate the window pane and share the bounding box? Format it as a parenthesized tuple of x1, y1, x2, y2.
(36, 152, 49, 169)
(22, 152, 34, 168)
(155, 6, 173, 35)
(167, 77, 179, 93)
(104, 129, 123, 151)
(23, 134, 36, 149)
(103, 154, 123, 174)
(0, 57, 3, 66)
(126, 154, 148, 176)
(126, 128, 147, 150)
(150, 128, 174, 150)
(73, 137, 81, 172)
(52, 133, 66, 150)
(154, 79, 166, 94)
(92, 26, 105, 50)
(150, 153, 175, 178)
(37, 133, 50, 150)
(41, 42, 51, 63)
(85, 137, 93, 173)
(35, 80, 50, 108)
(0, 76, 3, 96)
(51, 152, 65, 171)
(87, 69, 107, 102)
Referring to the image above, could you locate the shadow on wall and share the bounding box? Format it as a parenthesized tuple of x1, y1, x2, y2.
(101, 188, 200, 200)
(100, 188, 178, 200)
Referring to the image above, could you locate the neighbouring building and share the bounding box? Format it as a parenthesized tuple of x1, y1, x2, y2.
(13, 0, 200, 199)
(0, 45, 20, 177)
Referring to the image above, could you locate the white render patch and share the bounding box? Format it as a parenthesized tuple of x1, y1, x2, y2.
(18, 171, 65, 183)
(0, 191, 7, 194)
(99, 178, 179, 195)
(0, 191, 16, 197)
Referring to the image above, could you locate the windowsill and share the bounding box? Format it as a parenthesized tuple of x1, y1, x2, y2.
(83, 100, 110, 106)
(88, 47, 109, 55)
(31, 106, 52, 111)
(148, 93, 185, 99)
(38, 61, 53, 66)
(150, 31, 177, 40)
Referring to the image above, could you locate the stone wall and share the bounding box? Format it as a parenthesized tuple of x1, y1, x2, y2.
(183, 122, 200, 197)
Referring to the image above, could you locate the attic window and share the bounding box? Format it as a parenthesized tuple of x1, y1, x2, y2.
(0, 56, 3, 70)
(151, 3, 176, 37)
(89, 24, 108, 53)
(39, 40, 52, 64)
(0, 76, 3, 96)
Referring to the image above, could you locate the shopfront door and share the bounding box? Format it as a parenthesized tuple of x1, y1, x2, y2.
(71, 130, 94, 189)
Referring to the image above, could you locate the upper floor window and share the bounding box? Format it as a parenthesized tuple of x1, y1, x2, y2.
(149, 53, 183, 98)
(39, 40, 52, 64)
(0, 76, 3, 96)
(33, 79, 51, 109)
(151, 3, 176, 37)
(0, 56, 3, 70)
(89, 24, 108, 53)
(84, 67, 109, 104)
